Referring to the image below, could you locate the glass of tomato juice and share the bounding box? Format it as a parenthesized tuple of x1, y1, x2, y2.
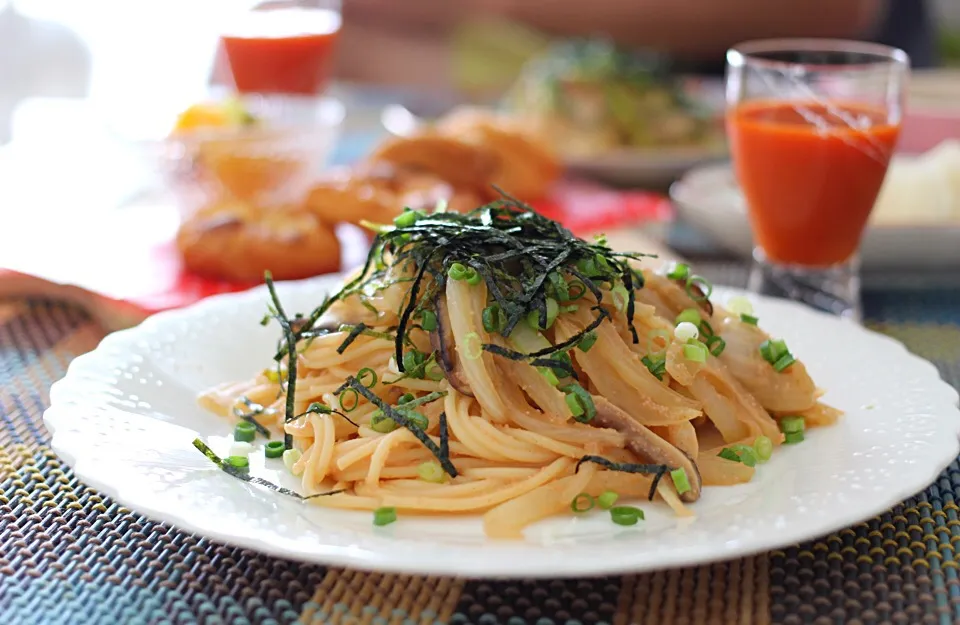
(725, 40, 909, 320)
(220, 0, 342, 96)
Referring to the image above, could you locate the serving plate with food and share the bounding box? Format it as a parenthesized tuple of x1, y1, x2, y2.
(46, 201, 960, 577)
(387, 41, 727, 188)
(671, 140, 960, 269)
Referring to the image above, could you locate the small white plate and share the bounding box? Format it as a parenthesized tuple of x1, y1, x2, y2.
(45, 276, 960, 578)
(670, 161, 960, 269)
(566, 145, 727, 188)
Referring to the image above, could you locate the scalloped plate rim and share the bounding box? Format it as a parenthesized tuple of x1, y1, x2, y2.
(44, 276, 960, 578)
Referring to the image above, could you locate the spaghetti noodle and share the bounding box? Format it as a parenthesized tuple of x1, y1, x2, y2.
(197, 197, 840, 539)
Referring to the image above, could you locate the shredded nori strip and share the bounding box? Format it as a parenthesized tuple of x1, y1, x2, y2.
(192, 438, 345, 500)
(337, 376, 458, 478)
(287, 401, 359, 428)
(336, 322, 368, 354)
(575, 455, 672, 502)
(264, 273, 298, 450)
(439, 411, 450, 460)
(269, 191, 657, 379)
(232, 397, 272, 437)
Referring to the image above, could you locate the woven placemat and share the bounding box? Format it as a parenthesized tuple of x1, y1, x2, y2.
(2, 273, 960, 625)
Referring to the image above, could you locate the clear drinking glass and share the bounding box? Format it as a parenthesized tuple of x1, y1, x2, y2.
(725, 39, 910, 321)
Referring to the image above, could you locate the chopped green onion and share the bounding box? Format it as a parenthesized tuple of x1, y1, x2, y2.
(370, 410, 397, 433)
(539, 367, 560, 387)
(676, 308, 701, 326)
(670, 468, 691, 495)
(462, 332, 483, 360)
(685, 275, 713, 301)
(466, 269, 483, 286)
(784, 431, 805, 444)
(447, 262, 470, 281)
(226, 455, 249, 470)
(741, 314, 759, 325)
(773, 353, 796, 372)
(641, 354, 667, 380)
(548, 271, 570, 302)
(393, 209, 421, 228)
(726, 295, 755, 316)
(402, 349, 427, 374)
(339, 387, 360, 412)
(425, 361, 445, 381)
(561, 383, 596, 423)
(357, 367, 378, 388)
(233, 421, 257, 442)
(611, 284, 630, 313)
(610, 506, 644, 526)
(482, 304, 507, 333)
(417, 461, 446, 483)
(565, 392, 585, 417)
(526, 298, 559, 330)
(717, 448, 741, 463)
(229, 441, 253, 457)
(407, 411, 430, 430)
(567, 280, 587, 300)
(674, 321, 700, 342)
(666, 263, 690, 281)
(729, 444, 758, 467)
(398, 393, 416, 405)
(373, 507, 397, 526)
(760, 339, 789, 364)
(265, 441, 286, 459)
(753, 435, 773, 463)
(705, 335, 726, 357)
(571, 493, 595, 513)
(594, 254, 612, 272)
(576, 257, 598, 276)
(577, 331, 598, 353)
(683, 342, 707, 363)
(282, 448, 302, 474)
(779, 416, 805, 434)
(420, 310, 438, 332)
(597, 490, 619, 509)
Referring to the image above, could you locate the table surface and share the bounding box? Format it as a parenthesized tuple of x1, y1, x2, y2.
(2, 259, 959, 625)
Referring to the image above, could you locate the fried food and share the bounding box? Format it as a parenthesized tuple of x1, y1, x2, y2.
(177, 201, 341, 282)
(436, 108, 561, 201)
(369, 133, 500, 193)
(304, 162, 483, 226)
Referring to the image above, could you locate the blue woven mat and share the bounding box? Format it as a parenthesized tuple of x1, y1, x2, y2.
(2, 267, 959, 625)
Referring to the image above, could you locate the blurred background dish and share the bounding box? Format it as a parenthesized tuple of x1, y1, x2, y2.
(670, 140, 960, 269)
(385, 39, 728, 188)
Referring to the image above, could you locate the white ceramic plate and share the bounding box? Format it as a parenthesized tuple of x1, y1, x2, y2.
(670, 161, 960, 269)
(45, 276, 960, 578)
(565, 146, 727, 189)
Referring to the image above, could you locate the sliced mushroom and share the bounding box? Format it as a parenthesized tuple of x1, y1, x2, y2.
(590, 396, 702, 502)
(429, 294, 475, 396)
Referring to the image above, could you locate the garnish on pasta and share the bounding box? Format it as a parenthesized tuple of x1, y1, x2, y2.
(195, 193, 841, 538)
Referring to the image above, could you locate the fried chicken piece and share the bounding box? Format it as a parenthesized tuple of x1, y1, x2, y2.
(177, 201, 341, 282)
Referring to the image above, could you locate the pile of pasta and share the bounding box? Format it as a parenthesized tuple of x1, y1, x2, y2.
(177, 108, 560, 283)
(199, 206, 839, 539)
